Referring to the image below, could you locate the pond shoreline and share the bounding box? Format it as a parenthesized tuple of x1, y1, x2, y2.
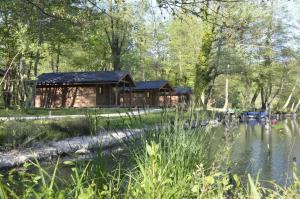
(0, 117, 223, 170)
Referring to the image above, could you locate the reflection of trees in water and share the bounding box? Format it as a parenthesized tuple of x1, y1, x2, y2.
(291, 119, 300, 135)
(232, 119, 300, 185)
(284, 120, 292, 136)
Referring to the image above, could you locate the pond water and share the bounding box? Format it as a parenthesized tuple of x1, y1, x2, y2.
(226, 118, 300, 187)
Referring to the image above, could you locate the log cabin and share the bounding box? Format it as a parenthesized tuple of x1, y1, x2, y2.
(120, 80, 174, 107)
(170, 87, 192, 106)
(35, 71, 135, 108)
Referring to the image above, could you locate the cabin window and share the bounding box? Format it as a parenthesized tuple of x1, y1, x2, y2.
(98, 87, 102, 94)
(147, 92, 150, 98)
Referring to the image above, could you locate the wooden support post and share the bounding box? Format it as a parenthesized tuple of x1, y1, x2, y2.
(169, 90, 171, 107)
(164, 90, 166, 108)
(129, 86, 132, 108)
(115, 83, 118, 106)
(123, 82, 125, 107)
(109, 85, 112, 107)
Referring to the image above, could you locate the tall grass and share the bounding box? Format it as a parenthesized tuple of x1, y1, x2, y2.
(0, 110, 174, 150)
(1, 108, 300, 198)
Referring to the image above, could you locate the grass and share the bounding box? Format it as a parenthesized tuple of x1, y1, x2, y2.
(0, 111, 176, 150)
(1, 108, 300, 198)
(0, 107, 133, 117)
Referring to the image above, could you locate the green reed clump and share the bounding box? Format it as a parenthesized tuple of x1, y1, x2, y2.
(0, 120, 50, 150)
(0, 119, 91, 150)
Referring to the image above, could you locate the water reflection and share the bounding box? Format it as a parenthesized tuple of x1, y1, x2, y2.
(229, 118, 300, 186)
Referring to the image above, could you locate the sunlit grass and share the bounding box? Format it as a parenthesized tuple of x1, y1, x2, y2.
(0, 111, 175, 150)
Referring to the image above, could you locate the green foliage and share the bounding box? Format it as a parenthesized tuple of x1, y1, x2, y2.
(0, 120, 50, 150)
(1, 0, 299, 111)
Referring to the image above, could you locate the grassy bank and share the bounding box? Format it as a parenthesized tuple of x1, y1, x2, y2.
(0, 107, 134, 117)
(0, 111, 175, 151)
(1, 109, 300, 198)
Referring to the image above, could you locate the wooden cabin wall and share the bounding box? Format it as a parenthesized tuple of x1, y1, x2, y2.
(35, 86, 96, 108)
(170, 96, 179, 106)
(159, 94, 172, 107)
(121, 91, 172, 107)
(120, 93, 131, 107)
(120, 92, 147, 107)
(96, 85, 120, 107)
(169, 94, 192, 106)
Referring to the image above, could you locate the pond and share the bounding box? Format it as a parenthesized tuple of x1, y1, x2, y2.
(227, 118, 300, 187)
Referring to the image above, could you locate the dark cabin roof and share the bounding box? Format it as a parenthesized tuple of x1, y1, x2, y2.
(132, 80, 173, 91)
(173, 87, 192, 95)
(37, 71, 135, 86)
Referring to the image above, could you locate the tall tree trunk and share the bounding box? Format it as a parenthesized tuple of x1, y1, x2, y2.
(140, 48, 145, 81)
(223, 78, 228, 110)
(203, 83, 214, 110)
(56, 43, 60, 72)
(194, 33, 214, 106)
(261, 88, 267, 110)
(250, 87, 259, 108)
(292, 99, 300, 113)
(34, 10, 43, 76)
(112, 44, 121, 70)
(194, 3, 220, 106)
(281, 85, 296, 111)
(290, 101, 295, 113)
(51, 55, 55, 72)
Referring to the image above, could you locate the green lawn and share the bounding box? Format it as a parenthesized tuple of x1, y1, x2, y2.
(0, 107, 136, 117)
(0, 111, 175, 150)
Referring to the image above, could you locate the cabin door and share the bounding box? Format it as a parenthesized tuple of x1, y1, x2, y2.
(96, 85, 111, 107)
(96, 85, 118, 107)
(147, 91, 157, 107)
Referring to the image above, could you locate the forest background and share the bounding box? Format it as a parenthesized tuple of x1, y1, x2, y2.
(0, 0, 300, 112)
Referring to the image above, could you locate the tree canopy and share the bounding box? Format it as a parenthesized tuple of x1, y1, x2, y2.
(0, 0, 299, 111)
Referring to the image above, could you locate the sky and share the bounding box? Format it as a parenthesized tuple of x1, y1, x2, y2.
(286, 0, 300, 32)
(283, 0, 300, 49)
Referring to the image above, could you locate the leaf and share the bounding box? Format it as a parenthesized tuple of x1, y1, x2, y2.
(205, 176, 215, 185)
(248, 174, 261, 199)
(103, 185, 108, 190)
(191, 185, 198, 193)
(233, 174, 241, 188)
(63, 160, 75, 166)
(78, 186, 95, 199)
